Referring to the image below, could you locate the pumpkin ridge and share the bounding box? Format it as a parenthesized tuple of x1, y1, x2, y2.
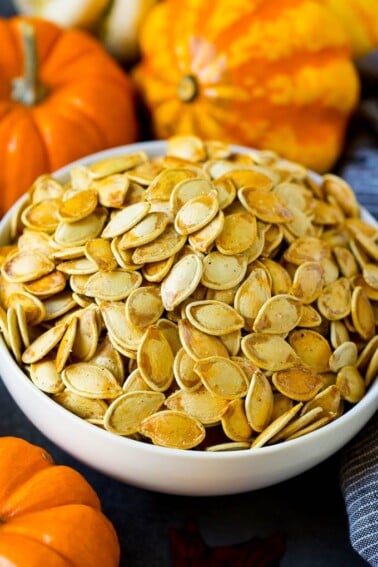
(0, 532, 73, 567)
(0, 438, 53, 515)
(1, 504, 120, 567)
(0, 465, 101, 522)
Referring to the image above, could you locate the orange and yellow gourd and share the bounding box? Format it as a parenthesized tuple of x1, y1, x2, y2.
(134, 0, 361, 172)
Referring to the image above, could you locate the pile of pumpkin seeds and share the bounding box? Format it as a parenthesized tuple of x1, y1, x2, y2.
(0, 135, 377, 451)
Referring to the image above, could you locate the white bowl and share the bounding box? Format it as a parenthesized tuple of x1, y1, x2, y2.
(0, 141, 377, 496)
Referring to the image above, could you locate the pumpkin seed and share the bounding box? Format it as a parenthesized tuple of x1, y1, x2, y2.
(2, 250, 54, 283)
(322, 174, 360, 218)
(156, 318, 182, 355)
(238, 187, 293, 223)
(298, 304, 322, 328)
(221, 399, 253, 441)
(24, 270, 67, 298)
(333, 246, 359, 278)
(173, 348, 201, 391)
(122, 368, 152, 392)
(132, 224, 186, 264)
(205, 442, 251, 452)
(142, 255, 175, 283)
(119, 212, 169, 249)
(84, 238, 118, 272)
(245, 370, 273, 432)
(365, 348, 378, 388)
(62, 362, 122, 399)
(170, 178, 214, 215)
(289, 329, 332, 373)
(7, 291, 46, 326)
(336, 366, 365, 403)
(272, 367, 323, 401)
(7, 306, 22, 363)
(201, 252, 247, 290)
(100, 300, 144, 353)
(188, 211, 225, 253)
(90, 152, 148, 178)
(43, 292, 77, 321)
(145, 167, 196, 201)
(283, 236, 330, 265)
(56, 257, 98, 276)
(138, 409, 206, 450)
(58, 190, 98, 223)
(253, 294, 302, 334)
(212, 176, 236, 209)
(104, 391, 165, 436)
(71, 307, 99, 362)
(84, 270, 142, 301)
(268, 407, 323, 444)
(167, 135, 206, 162)
(53, 390, 108, 420)
(174, 191, 219, 235)
(125, 286, 163, 328)
(241, 333, 300, 371)
(166, 387, 229, 425)
(261, 258, 292, 295)
(194, 356, 248, 399)
(137, 325, 174, 391)
(215, 212, 257, 256)
(101, 202, 150, 238)
(21, 199, 61, 232)
(351, 286, 375, 340)
(54, 208, 107, 247)
(234, 269, 271, 331)
(317, 278, 351, 321)
(330, 320, 350, 349)
(30, 357, 64, 394)
(291, 262, 324, 304)
(94, 174, 129, 208)
(178, 319, 229, 361)
(22, 323, 67, 364)
(161, 253, 202, 311)
(56, 317, 78, 372)
(251, 403, 303, 448)
(186, 300, 244, 336)
(329, 341, 358, 372)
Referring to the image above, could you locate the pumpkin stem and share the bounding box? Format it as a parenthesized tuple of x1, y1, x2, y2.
(11, 21, 48, 106)
(177, 75, 199, 103)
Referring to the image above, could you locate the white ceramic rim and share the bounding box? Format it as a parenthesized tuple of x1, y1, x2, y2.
(0, 139, 377, 465)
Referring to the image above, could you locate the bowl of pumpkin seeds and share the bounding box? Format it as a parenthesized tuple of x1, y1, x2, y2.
(0, 136, 377, 495)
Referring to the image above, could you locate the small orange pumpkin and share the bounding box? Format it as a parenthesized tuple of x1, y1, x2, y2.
(134, 0, 360, 173)
(0, 16, 138, 217)
(0, 436, 120, 567)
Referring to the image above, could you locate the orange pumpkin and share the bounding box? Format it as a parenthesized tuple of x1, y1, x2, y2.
(134, 0, 360, 173)
(0, 436, 120, 567)
(0, 16, 138, 217)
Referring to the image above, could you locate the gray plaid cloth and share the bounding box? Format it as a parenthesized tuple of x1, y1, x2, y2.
(337, 49, 378, 567)
(340, 413, 378, 566)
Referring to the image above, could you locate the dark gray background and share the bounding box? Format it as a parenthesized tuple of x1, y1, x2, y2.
(0, 1, 376, 565)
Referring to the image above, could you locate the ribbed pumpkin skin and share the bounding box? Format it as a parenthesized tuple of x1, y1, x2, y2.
(0, 17, 138, 217)
(0, 437, 120, 567)
(323, 0, 378, 58)
(134, 0, 360, 172)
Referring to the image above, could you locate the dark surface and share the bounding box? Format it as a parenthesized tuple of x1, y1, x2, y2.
(0, 2, 376, 565)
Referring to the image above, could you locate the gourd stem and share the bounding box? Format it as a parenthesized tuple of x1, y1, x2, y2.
(11, 21, 48, 106)
(177, 75, 199, 103)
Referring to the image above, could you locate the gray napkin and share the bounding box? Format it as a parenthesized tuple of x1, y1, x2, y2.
(337, 49, 378, 567)
(340, 412, 378, 566)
